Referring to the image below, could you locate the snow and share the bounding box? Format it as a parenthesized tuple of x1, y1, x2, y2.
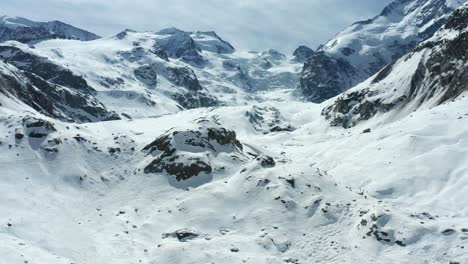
(1, 86, 468, 263)
(0, 30, 300, 119)
(320, 0, 465, 74)
(1, 2, 468, 263)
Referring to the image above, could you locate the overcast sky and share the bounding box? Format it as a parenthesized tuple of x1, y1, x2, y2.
(0, 0, 393, 53)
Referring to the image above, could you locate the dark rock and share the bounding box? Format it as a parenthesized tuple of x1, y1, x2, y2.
(246, 106, 295, 134)
(162, 229, 199, 242)
(293, 45, 315, 63)
(284, 178, 295, 188)
(258, 155, 276, 168)
(166, 67, 203, 91)
(299, 52, 360, 103)
(442, 229, 456, 236)
(142, 127, 243, 181)
(15, 132, 24, 140)
(171, 91, 219, 110)
(156, 29, 206, 66)
(322, 88, 406, 128)
(134, 65, 158, 88)
(108, 147, 121, 154)
(0, 58, 119, 123)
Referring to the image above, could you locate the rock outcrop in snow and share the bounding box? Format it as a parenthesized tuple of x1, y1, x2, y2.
(141, 123, 247, 187)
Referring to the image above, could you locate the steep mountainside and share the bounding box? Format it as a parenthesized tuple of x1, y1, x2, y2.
(323, 3, 468, 128)
(299, 0, 466, 102)
(0, 16, 100, 43)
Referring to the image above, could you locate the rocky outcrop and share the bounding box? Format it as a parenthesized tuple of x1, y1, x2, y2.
(164, 66, 219, 109)
(166, 67, 203, 91)
(162, 229, 200, 242)
(22, 116, 56, 138)
(142, 126, 244, 181)
(0, 60, 119, 123)
(293, 45, 315, 63)
(0, 46, 93, 93)
(134, 65, 158, 88)
(246, 106, 294, 134)
(300, 52, 360, 103)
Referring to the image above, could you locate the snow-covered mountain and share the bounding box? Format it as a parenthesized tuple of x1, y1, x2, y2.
(0, 27, 301, 121)
(0, 16, 100, 43)
(1, 2, 468, 264)
(298, 0, 467, 102)
(323, 2, 468, 128)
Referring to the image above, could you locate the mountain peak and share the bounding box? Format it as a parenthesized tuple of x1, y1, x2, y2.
(298, 0, 464, 103)
(0, 16, 100, 43)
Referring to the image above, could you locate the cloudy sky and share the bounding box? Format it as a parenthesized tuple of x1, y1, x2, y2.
(0, 0, 393, 53)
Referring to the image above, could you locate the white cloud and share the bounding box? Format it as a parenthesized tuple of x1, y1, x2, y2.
(0, 0, 393, 53)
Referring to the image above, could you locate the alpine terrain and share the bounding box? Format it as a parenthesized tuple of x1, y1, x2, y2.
(1, 0, 468, 263)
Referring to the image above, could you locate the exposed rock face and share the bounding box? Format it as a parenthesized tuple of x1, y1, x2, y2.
(191, 31, 235, 54)
(322, 88, 406, 128)
(300, 52, 360, 102)
(134, 65, 158, 88)
(298, 0, 463, 102)
(0, 59, 119, 123)
(246, 106, 294, 134)
(0, 46, 93, 93)
(322, 4, 468, 128)
(165, 66, 219, 109)
(156, 28, 206, 66)
(142, 126, 244, 181)
(166, 67, 203, 91)
(171, 91, 219, 109)
(293, 45, 315, 63)
(0, 16, 100, 43)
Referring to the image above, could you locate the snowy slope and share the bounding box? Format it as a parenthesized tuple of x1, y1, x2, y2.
(0, 16, 100, 43)
(1, 94, 468, 263)
(299, 0, 466, 102)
